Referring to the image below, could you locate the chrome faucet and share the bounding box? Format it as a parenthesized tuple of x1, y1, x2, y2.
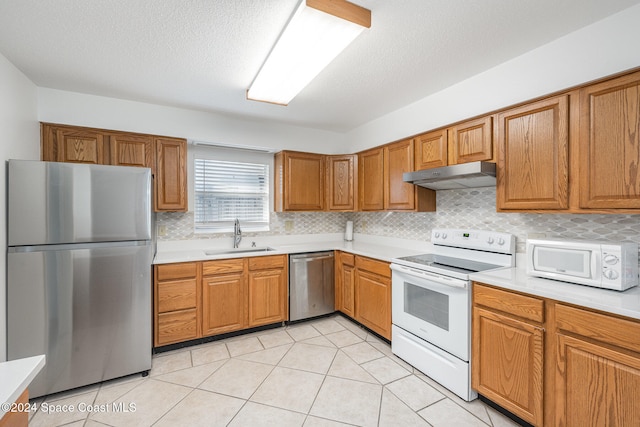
(233, 218, 242, 248)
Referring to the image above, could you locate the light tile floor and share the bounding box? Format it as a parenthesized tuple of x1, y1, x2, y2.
(28, 315, 522, 426)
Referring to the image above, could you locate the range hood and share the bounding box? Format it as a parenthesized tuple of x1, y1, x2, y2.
(403, 161, 496, 190)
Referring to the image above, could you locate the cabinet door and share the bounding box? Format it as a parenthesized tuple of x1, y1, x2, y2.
(497, 95, 569, 210)
(155, 137, 187, 212)
(556, 334, 640, 427)
(384, 139, 415, 210)
(279, 151, 325, 211)
(202, 273, 246, 336)
(472, 307, 544, 426)
(248, 268, 287, 327)
(358, 148, 384, 211)
(335, 252, 356, 317)
(450, 116, 493, 164)
(327, 154, 356, 211)
(52, 127, 106, 164)
(579, 71, 640, 209)
(414, 129, 448, 169)
(555, 303, 640, 426)
(355, 269, 391, 339)
(110, 134, 153, 169)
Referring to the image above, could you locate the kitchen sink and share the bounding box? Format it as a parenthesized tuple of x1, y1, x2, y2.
(204, 247, 276, 256)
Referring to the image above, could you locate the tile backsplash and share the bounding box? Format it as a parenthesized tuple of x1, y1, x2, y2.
(157, 188, 640, 253)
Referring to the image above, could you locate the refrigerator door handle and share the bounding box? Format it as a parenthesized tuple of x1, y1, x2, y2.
(8, 240, 150, 253)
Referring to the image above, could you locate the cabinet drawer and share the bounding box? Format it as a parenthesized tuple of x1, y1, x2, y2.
(355, 256, 390, 278)
(556, 304, 640, 353)
(248, 254, 286, 271)
(157, 279, 197, 313)
(202, 258, 245, 275)
(339, 252, 355, 267)
(157, 308, 198, 345)
(473, 283, 544, 323)
(156, 262, 197, 281)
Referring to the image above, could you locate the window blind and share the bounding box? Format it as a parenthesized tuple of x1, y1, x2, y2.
(194, 158, 269, 232)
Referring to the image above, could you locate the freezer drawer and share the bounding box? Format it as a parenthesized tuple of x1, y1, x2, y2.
(289, 252, 335, 322)
(7, 242, 152, 398)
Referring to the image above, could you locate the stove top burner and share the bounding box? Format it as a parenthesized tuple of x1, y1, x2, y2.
(394, 253, 502, 274)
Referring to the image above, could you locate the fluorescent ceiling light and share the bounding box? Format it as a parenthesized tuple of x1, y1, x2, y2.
(247, 0, 371, 105)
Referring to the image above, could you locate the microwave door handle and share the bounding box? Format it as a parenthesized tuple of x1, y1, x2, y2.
(592, 251, 600, 280)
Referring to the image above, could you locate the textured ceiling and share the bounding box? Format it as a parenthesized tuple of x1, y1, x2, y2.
(0, 0, 639, 132)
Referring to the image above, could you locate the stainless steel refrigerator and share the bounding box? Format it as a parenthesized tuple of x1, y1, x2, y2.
(7, 160, 153, 398)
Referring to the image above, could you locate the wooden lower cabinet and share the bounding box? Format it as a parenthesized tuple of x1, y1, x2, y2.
(335, 251, 356, 318)
(202, 271, 246, 336)
(0, 388, 28, 427)
(354, 256, 391, 340)
(473, 282, 640, 426)
(155, 255, 288, 347)
(248, 255, 288, 327)
(154, 262, 200, 346)
(555, 304, 640, 426)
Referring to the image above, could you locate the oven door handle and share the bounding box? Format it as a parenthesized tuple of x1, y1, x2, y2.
(390, 264, 468, 289)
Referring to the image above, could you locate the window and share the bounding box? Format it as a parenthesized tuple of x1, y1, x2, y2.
(194, 158, 270, 232)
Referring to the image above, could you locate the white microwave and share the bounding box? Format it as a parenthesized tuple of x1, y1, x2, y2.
(526, 238, 639, 291)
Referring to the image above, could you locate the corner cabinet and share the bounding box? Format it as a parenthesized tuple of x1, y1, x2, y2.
(496, 95, 569, 211)
(578, 70, 640, 209)
(41, 123, 188, 212)
(274, 151, 325, 211)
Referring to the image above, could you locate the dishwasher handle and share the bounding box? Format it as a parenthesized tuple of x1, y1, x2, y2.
(290, 253, 334, 263)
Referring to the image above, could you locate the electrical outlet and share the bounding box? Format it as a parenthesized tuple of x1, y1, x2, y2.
(361, 220, 368, 232)
(284, 220, 294, 231)
(157, 225, 167, 237)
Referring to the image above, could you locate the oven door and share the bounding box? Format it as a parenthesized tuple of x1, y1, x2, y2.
(391, 263, 470, 361)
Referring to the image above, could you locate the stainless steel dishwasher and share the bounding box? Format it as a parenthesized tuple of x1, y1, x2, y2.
(289, 251, 335, 322)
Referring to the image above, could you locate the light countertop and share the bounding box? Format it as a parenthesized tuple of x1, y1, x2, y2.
(0, 355, 45, 417)
(153, 233, 432, 265)
(470, 266, 640, 320)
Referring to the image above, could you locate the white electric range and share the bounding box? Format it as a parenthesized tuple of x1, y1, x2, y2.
(391, 228, 516, 401)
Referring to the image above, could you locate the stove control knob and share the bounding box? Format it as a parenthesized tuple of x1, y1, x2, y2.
(434, 232, 440, 239)
(497, 237, 505, 246)
(603, 254, 619, 265)
(487, 237, 494, 245)
(442, 233, 447, 239)
(603, 269, 619, 280)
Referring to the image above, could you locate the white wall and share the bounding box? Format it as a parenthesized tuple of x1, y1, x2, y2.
(37, 89, 348, 154)
(0, 52, 40, 361)
(346, 3, 640, 151)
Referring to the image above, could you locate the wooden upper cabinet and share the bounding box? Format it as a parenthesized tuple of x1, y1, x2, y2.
(326, 154, 357, 211)
(384, 139, 416, 210)
(579, 70, 640, 209)
(496, 95, 569, 211)
(450, 116, 493, 164)
(358, 147, 385, 211)
(155, 137, 187, 212)
(42, 125, 106, 164)
(414, 129, 448, 169)
(110, 134, 153, 169)
(274, 151, 325, 211)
